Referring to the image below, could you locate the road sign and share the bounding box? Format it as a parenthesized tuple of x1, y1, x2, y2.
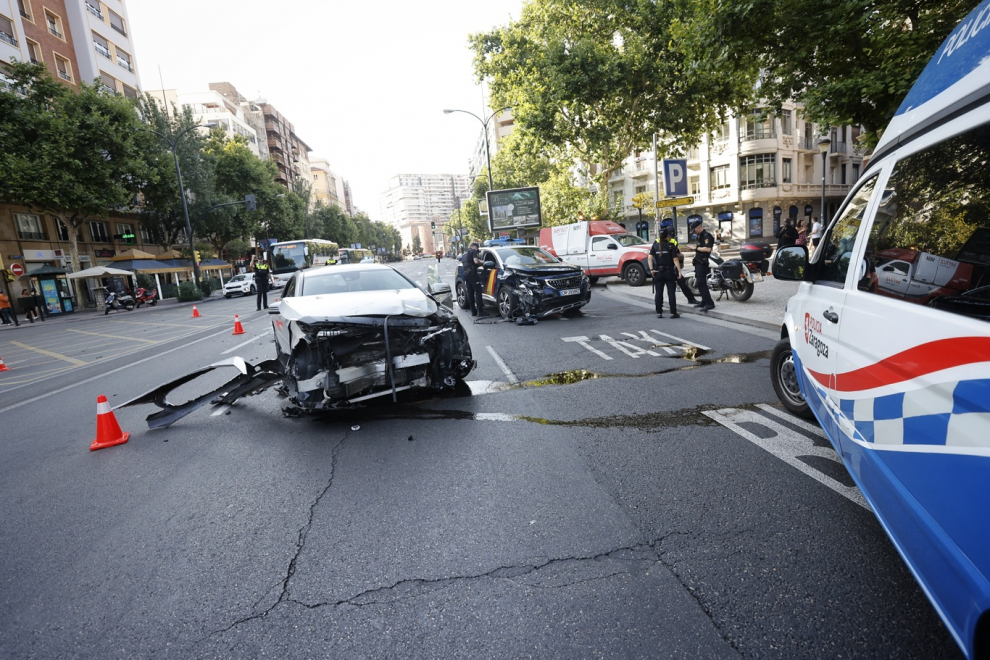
(662, 159, 688, 196)
(10, 263, 24, 277)
(499, 232, 510, 239)
(656, 196, 694, 209)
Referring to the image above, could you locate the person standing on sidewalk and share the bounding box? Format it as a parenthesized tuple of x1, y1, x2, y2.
(658, 219, 700, 306)
(649, 228, 681, 318)
(810, 216, 824, 254)
(253, 259, 272, 311)
(461, 242, 487, 317)
(776, 218, 799, 248)
(0, 290, 13, 325)
(686, 219, 716, 311)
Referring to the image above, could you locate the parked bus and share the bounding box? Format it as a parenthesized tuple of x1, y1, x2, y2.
(338, 247, 375, 264)
(268, 239, 339, 288)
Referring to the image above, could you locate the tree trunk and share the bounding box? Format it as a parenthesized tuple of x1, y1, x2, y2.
(64, 214, 84, 304)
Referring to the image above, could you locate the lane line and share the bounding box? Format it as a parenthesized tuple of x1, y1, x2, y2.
(9, 341, 88, 366)
(0, 326, 234, 414)
(648, 329, 710, 351)
(66, 328, 159, 344)
(756, 404, 826, 437)
(485, 346, 519, 384)
(221, 330, 274, 355)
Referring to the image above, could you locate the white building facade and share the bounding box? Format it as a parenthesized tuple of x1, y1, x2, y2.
(310, 157, 348, 212)
(379, 173, 472, 254)
(466, 108, 515, 184)
(145, 88, 262, 156)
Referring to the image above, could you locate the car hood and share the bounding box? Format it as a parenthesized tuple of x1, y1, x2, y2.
(278, 288, 438, 322)
(506, 263, 582, 276)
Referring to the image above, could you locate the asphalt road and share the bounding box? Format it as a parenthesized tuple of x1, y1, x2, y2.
(0, 260, 963, 659)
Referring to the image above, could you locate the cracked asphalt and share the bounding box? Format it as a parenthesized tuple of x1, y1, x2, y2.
(0, 260, 962, 659)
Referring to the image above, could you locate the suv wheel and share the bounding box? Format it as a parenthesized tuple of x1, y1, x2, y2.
(497, 288, 517, 319)
(770, 338, 814, 419)
(455, 282, 470, 309)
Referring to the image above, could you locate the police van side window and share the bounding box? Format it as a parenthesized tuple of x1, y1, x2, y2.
(859, 121, 990, 322)
(814, 176, 879, 286)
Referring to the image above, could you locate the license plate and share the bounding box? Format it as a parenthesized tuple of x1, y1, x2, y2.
(560, 288, 581, 296)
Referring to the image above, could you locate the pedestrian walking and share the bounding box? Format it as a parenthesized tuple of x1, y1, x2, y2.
(810, 216, 824, 254)
(649, 228, 681, 318)
(461, 242, 487, 317)
(253, 259, 272, 311)
(20, 288, 40, 323)
(686, 219, 716, 311)
(796, 219, 808, 247)
(0, 290, 13, 325)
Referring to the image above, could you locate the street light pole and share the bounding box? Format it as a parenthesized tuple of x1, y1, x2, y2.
(817, 136, 832, 229)
(144, 124, 206, 286)
(443, 106, 511, 193)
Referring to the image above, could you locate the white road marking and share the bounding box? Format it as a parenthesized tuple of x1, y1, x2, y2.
(704, 407, 869, 510)
(649, 329, 710, 351)
(600, 335, 660, 358)
(561, 336, 613, 360)
(622, 331, 666, 345)
(485, 346, 519, 384)
(475, 412, 519, 421)
(221, 330, 274, 355)
(756, 403, 826, 437)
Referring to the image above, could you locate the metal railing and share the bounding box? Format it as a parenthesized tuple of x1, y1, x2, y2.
(741, 129, 776, 142)
(0, 32, 18, 47)
(831, 141, 848, 154)
(102, 84, 116, 95)
(86, 4, 103, 19)
(58, 70, 72, 81)
(94, 42, 111, 59)
(111, 22, 125, 36)
(799, 137, 815, 150)
(18, 231, 47, 240)
(740, 180, 777, 190)
(49, 26, 62, 38)
(116, 56, 131, 71)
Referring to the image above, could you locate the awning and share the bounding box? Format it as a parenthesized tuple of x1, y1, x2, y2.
(27, 264, 67, 277)
(199, 259, 234, 271)
(111, 248, 157, 261)
(109, 259, 186, 274)
(66, 266, 135, 279)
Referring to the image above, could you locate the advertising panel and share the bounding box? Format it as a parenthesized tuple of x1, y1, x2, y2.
(486, 187, 542, 233)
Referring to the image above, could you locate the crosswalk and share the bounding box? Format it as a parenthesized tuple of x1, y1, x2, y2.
(562, 328, 710, 360)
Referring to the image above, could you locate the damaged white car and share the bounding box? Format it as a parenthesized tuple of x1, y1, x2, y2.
(122, 264, 475, 428)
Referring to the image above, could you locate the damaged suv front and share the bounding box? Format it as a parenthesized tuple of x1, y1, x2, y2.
(273, 264, 475, 410)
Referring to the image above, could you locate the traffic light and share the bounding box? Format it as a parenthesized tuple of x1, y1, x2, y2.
(194, 251, 201, 264)
(431, 221, 436, 229)
(245, 194, 257, 211)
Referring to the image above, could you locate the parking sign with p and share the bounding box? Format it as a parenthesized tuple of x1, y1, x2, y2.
(662, 159, 688, 197)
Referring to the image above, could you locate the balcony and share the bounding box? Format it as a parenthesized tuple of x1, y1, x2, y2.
(0, 32, 18, 47)
(94, 43, 111, 59)
(102, 84, 116, 95)
(741, 129, 776, 142)
(58, 70, 71, 81)
(49, 26, 62, 39)
(830, 141, 848, 155)
(798, 137, 815, 150)
(116, 56, 131, 71)
(86, 4, 103, 19)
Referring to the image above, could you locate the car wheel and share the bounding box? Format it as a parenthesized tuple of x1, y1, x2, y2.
(497, 288, 517, 319)
(770, 338, 814, 419)
(455, 282, 470, 309)
(225, 293, 232, 299)
(729, 280, 755, 302)
(250, 285, 256, 295)
(623, 262, 647, 287)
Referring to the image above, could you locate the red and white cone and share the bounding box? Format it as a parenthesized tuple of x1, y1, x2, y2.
(0, 355, 9, 372)
(232, 315, 245, 335)
(191, 305, 201, 318)
(90, 395, 129, 451)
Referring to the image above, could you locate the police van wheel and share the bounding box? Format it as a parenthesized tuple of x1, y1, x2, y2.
(497, 288, 517, 319)
(455, 283, 470, 309)
(770, 338, 814, 419)
(624, 262, 647, 287)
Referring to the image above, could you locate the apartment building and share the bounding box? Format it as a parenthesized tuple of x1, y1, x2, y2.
(145, 88, 262, 157)
(466, 108, 515, 184)
(607, 103, 865, 243)
(1, 0, 140, 95)
(310, 158, 347, 212)
(379, 174, 472, 253)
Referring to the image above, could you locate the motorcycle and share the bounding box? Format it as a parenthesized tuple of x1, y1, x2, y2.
(103, 287, 135, 315)
(686, 244, 767, 302)
(134, 287, 158, 308)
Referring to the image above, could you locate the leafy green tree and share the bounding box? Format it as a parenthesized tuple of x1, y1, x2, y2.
(471, 0, 750, 205)
(673, 0, 980, 146)
(412, 235, 423, 255)
(0, 62, 146, 291)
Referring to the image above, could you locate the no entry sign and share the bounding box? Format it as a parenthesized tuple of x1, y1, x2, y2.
(10, 263, 24, 277)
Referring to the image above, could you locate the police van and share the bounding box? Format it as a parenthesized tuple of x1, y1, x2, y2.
(771, 3, 990, 657)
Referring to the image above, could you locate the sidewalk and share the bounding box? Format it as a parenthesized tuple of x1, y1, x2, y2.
(601, 271, 799, 332)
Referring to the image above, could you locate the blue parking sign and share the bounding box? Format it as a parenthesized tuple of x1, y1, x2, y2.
(662, 159, 688, 197)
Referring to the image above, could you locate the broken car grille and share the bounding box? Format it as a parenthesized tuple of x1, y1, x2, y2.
(547, 275, 583, 290)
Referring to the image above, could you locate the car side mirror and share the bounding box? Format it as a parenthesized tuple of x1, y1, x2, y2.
(607, 243, 618, 250)
(267, 302, 280, 314)
(483, 261, 496, 268)
(430, 282, 452, 295)
(772, 246, 809, 281)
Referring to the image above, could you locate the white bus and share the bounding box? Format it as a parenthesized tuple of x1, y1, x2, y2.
(268, 239, 339, 288)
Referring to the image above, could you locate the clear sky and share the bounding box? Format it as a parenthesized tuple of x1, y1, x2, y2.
(126, 0, 523, 219)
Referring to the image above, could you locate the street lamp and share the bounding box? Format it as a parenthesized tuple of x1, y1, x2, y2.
(443, 107, 511, 194)
(817, 136, 831, 227)
(143, 124, 206, 285)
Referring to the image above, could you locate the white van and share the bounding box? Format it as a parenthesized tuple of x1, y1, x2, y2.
(771, 3, 990, 657)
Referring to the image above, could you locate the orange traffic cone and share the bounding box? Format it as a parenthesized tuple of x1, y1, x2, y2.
(90, 395, 129, 451)
(0, 356, 9, 372)
(191, 306, 201, 318)
(232, 315, 245, 335)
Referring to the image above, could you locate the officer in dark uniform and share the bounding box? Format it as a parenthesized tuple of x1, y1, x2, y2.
(649, 228, 681, 318)
(253, 258, 272, 310)
(687, 218, 716, 310)
(462, 242, 487, 316)
(659, 219, 701, 306)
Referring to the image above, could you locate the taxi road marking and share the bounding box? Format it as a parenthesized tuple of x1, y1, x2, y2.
(703, 407, 869, 510)
(65, 328, 159, 344)
(600, 334, 661, 358)
(562, 336, 613, 360)
(8, 340, 88, 366)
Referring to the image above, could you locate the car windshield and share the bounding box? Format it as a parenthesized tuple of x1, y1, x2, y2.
(302, 268, 416, 296)
(614, 233, 647, 247)
(495, 247, 560, 266)
(228, 275, 246, 282)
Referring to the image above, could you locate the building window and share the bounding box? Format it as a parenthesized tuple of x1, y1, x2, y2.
(743, 112, 775, 141)
(90, 221, 110, 243)
(853, 163, 860, 181)
(710, 164, 731, 190)
(93, 32, 111, 59)
(0, 14, 17, 47)
(85, 0, 102, 19)
(782, 158, 792, 183)
(54, 55, 72, 82)
(26, 40, 40, 64)
(17, 0, 31, 20)
(740, 154, 776, 189)
(45, 12, 63, 39)
(99, 72, 117, 95)
(121, 84, 137, 99)
(115, 222, 135, 244)
(15, 213, 47, 240)
(116, 48, 132, 71)
(108, 10, 126, 36)
(689, 176, 700, 195)
(781, 109, 792, 136)
(56, 219, 70, 241)
(716, 121, 731, 142)
(140, 225, 153, 244)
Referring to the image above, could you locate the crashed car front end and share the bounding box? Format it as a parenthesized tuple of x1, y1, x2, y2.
(501, 267, 591, 318)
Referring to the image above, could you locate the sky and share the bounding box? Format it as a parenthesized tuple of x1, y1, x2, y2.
(126, 0, 523, 219)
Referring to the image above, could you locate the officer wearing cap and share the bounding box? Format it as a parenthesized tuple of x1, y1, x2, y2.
(462, 241, 487, 316)
(649, 228, 681, 318)
(658, 218, 701, 306)
(686, 218, 716, 311)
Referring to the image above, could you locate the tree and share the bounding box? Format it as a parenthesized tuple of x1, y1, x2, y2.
(412, 235, 423, 255)
(471, 0, 751, 206)
(0, 62, 146, 297)
(673, 0, 981, 146)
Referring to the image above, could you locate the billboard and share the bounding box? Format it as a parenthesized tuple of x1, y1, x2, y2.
(486, 187, 542, 233)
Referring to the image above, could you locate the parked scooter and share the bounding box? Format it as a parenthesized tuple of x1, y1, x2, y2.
(103, 287, 135, 315)
(685, 247, 759, 302)
(134, 287, 158, 308)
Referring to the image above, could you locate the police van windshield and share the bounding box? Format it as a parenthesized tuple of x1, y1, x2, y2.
(495, 246, 560, 265)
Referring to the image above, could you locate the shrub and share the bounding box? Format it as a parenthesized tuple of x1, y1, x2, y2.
(178, 281, 203, 302)
(161, 283, 179, 299)
(199, 279, 213, 297)
(136, 273, 155, 290)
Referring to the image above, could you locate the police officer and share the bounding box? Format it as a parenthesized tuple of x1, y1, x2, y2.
(462, 242, 487, 317)
(658, 219, 701, 306)
(253, 257, 272, 311)
(687, 218, 716, 311)
(649, 228, 681, 318)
